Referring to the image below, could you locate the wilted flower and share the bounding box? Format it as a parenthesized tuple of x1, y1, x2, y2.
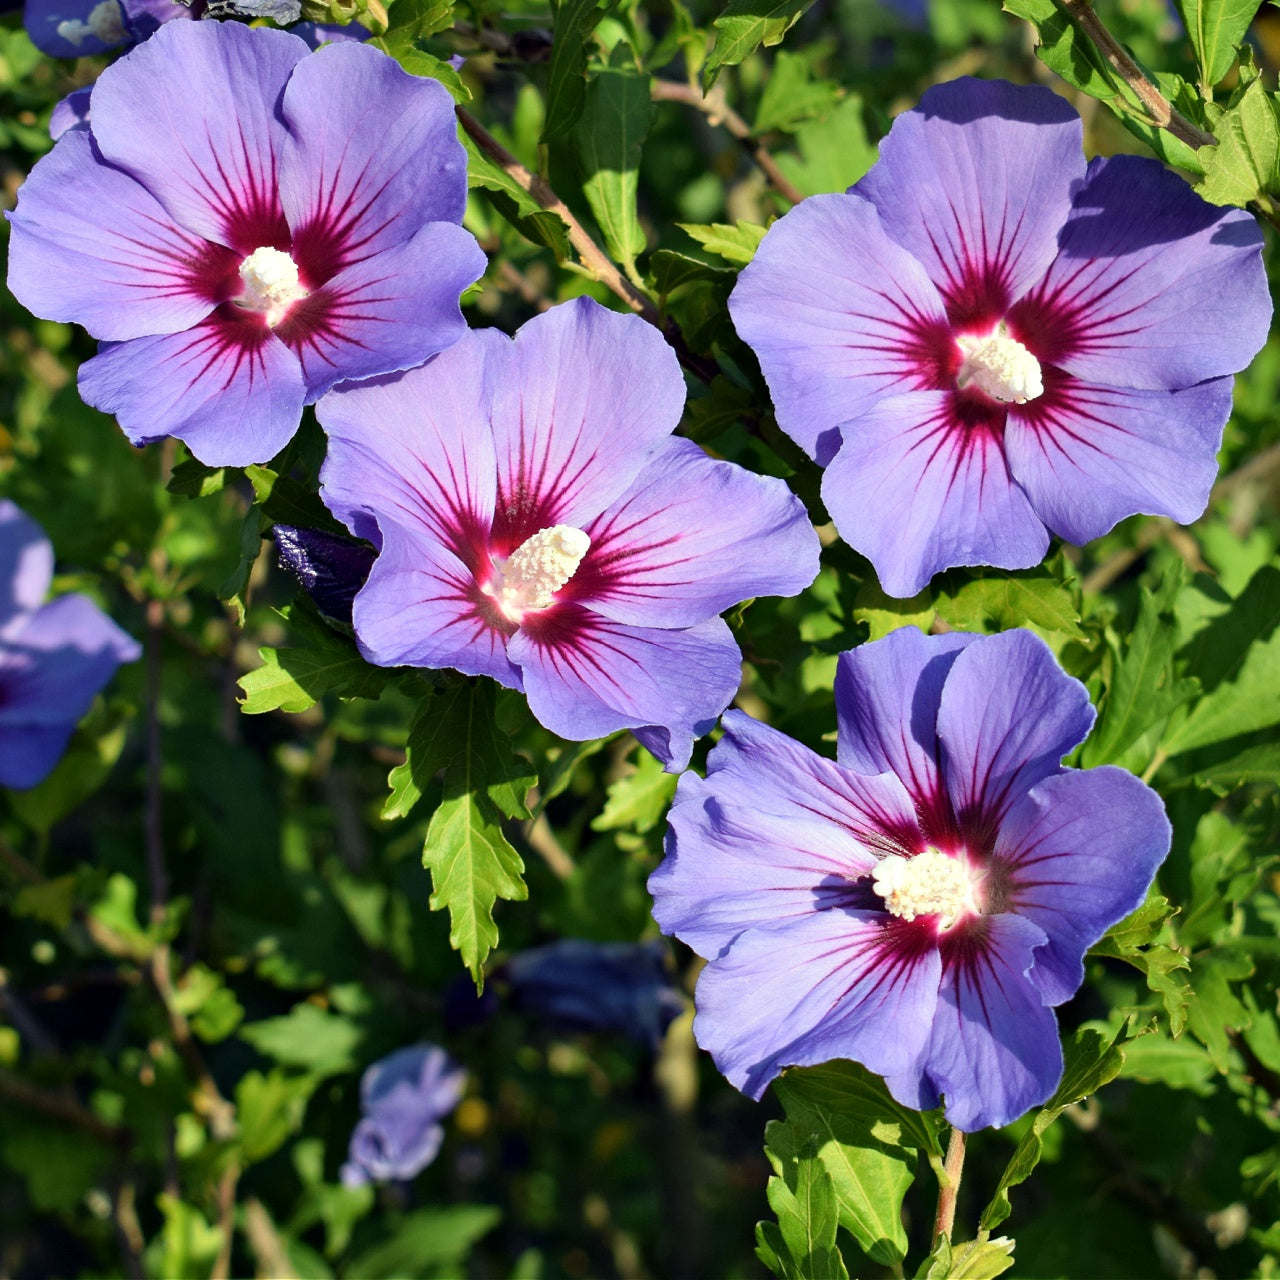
(649, 627, 1170, 1130)
(8, 19, 484, 466)
(0, 501, 140, 789)
(504, 938, 685, 1049)
(317, 297, 821, 769)
(731, 77, 1270, 597)
(340, 1044, 466, 1186)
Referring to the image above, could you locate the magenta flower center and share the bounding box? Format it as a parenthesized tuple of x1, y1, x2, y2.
(236, 246, 310, 327)
(485, 524, 590, 622)
(871, 846, 980, 928)
(954, 322, 1043, 405)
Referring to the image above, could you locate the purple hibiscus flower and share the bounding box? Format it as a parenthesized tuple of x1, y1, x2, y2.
(648, 626, 1170, 1130)
(0, 501, 140, 790)
(7, 19, 484, 467)
(503, 938, 685, 1049)
(316, 297, 821, 770)
(340, 1044, 466, 1187)
(730, 77, 1271, 598)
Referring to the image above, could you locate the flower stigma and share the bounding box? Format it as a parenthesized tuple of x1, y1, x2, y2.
(487, 525, 590, 622)
(57, 0, 126, 45)
(955, 323, 1043, 404)
(871, 847, 979, 928)
(237, 247, 309, 327)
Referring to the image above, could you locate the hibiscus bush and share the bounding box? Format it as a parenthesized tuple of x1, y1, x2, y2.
(2, 0, 1280, 1276)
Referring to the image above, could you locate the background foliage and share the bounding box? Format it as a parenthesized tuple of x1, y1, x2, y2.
(2, 0, 1280, 1276)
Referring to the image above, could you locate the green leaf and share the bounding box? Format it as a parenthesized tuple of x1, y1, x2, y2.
(853, 580, 935, 643)
(1197, 76, 1280, 207)
(775, 1060, 943, 1155)
(591, 748, 678, 834)
(933, 563, 1084, 640)
(147, 1195, 224, 1280)
(945, 1238, 1017, 1279)
(1003, 0, 1115, 100)
(705, 0, 819, 88)
(775, 96, 878, 198)
(166, 456, 228, 499)
(397, 47, 471, 101)
(649, 249, 730, 296)
(385, 681, 536, 823)
(239, 1004, 363, 1077)
(772, 1068, 916, 1265)
(1167, 564, 1280, 755)
(1080, 568, 1199, 769)
(683, 375, 756, 442)
(1184, 946, 1253, 1070)
(542, 0, 603, 142)
(218, 507, 265, 628)
(238, 606, 390, 714)
(244, 464, 345, 534)
(236, 1069, 318, 1163)
(424, 789, 527, 982)
(753, 50, 841, 134)
(1174, 0, 1256, 87)
(677, 218, 767, 264)
(761, 1129, 850, 1280)
(574, 51, 654, 273)
(980, 1023, 1139, 1231)
(376, 0, 454, 55)
(345, 1206, 501, 1279)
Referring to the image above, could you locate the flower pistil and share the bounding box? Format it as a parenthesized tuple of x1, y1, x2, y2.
(237, 246, 309, 327)
(955, 323, 1043, 404)
(487, 524, 590, 622)
(871, 847, 980, 928)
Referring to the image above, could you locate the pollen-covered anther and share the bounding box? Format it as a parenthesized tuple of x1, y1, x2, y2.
(489, 525, 590, 621)
(57, 0, 125, 45)
(956, 325, 1044, 404)
(871, 848, 978, 928)
(237, 246, 309, 327)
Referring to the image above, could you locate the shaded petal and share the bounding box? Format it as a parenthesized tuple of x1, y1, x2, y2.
(0, 501, 53, 625)
(856, 77, 1084, 323)
(78, 312, 307, 466)
(936, 629, 1094, 840)
(88, 21, 303, 249)
(995, 767, 1170, 1005)
(822, 390, 1049, 598)
(317, 328, 503, 556)
(571, 438, 820, 627)
(834, 627, 976, 838)
(279, 42, 469, 274)
(279, 221, 485, 401)
(49, 87, 93, 141)
(349, 524, 519, 688)
(917, 912, 1060, 1130)
(7, 130, 236, 341)
(0, 723, 75, 790)
(1006, 373, 1231, 543)
(488, 298, 689, 539)
(1010, 155, 1270, 390)
(0, 594, 139, 724)
(509, 611, 741, 770)
(729, 192, 953, 464)
(693, 909, 941, 1100)
(650, 709, 925, 958)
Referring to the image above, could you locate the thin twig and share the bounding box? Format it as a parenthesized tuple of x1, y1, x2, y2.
(144, 596, 168, 926)
(210, 1162, 241, 1280)
(1056, 0, 1216, 149)
(932, 1127, 968, 1244)
(112, 1175, 148, 1280)
(650, 79, 805, 206)
(0, 1066, 130, 1146)
(455, 106, 659, 324)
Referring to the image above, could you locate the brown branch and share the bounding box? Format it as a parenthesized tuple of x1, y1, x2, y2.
(1056, 0, 1216, 149)
(650, 80, 805, 206)
(455, 106, 659, 325)
(0, 1065, 130, 1146)
(932, 1127, 968, 1245)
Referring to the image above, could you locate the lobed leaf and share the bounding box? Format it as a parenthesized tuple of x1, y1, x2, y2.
(705, 0, 819, 88)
